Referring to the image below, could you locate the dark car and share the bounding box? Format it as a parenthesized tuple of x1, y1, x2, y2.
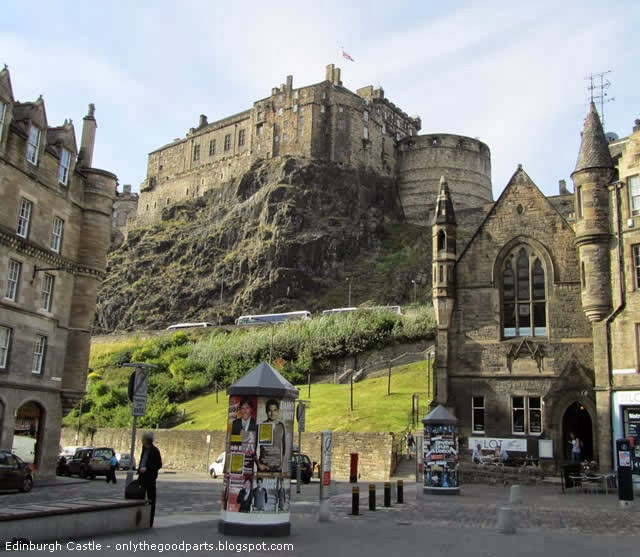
(0, 450, 33, 493)
(66, 447, 115, 479)
(290, 453, 312, 484)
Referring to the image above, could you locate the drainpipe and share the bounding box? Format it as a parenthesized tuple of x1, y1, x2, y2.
(605, 180, 626, 468)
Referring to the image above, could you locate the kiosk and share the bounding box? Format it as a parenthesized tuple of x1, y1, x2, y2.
(218, 362, 299, 536)
(422, 405, 460, 495)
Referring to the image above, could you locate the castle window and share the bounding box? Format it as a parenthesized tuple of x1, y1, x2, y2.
(26, 125, 41, 165)
(502, 247, 547, 338)
(293, 90, 299, 99)
(32, 334, 47, 374)
(472, 396, 485, 433)
(58, 148, 71, 185)
(299, 106, 304, 113)
(51, 217, 64, 253)
(363, 110, 369, 122)
(146, 204, 149, 211)
(437, 230, 446, 251)
(41, 273, 54, 312)
(581, 261, 586, 289)
(186, 188, 189, 196)
(511, 396, 541, 435)
(257, 111, 263, 121)
(0, 326, 11, 369)
(6, 260, 21, 301)
(338, 106, 344, 113)
(166, 198, 170, 206)
(17, 198, 32, 239)
(298, 116, 304, 137)
(338, 120, 345, 131)
(224, 134, 231, 151)
(277, 107, 283, 116)
(629, 176, 640, 216)
(209, 139, 216, 156)
(193, 144, 200, 161)
(363, 127, 369, 140)
(320, 105, 326, 114)
(633, 245, 640, 289)
(154, 202, 157, 209)
(238, 129, 246, 146)
(576, 185, 583, 219)
(257, 123, 264, 136)
(149, 176, 156, 188)
(293, 105, 298, 113)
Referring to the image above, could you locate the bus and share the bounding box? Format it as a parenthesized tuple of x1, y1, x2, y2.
(235, 311, 312, 326)
(166, 322, 214, 330)
(322, 305, 402, 316)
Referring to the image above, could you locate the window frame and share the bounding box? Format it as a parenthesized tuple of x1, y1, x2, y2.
(51, 217, 64, 253)
(633, 244, 640, 290)
(511, 395, 542, 435)
(224, 134, 231, 151)
(17, 198, 33, 239)
(472, 396, 485, 434)
(41, 273, 55, 312)
(238, 129, 246, 147)
(6, 259, 22, 301)
(576, 185, 583, 219)
(193, 143, 200, 161)
(209, 139, 216, 157)
(58, 148, 71, 185)
(0, 325, 11, 369)
(32, 334, 47, 374)
(629, 176, 640, 217)
(26, 125, 41, 165)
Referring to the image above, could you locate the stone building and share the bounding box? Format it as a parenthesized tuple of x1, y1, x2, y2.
(0, 67, 116, 477)
(111, 184, 138, 249)
(432, 104, 640, 472)
(133, 64, 493, 227)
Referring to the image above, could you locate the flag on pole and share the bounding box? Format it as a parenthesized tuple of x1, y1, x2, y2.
(340, 47, 355, 62)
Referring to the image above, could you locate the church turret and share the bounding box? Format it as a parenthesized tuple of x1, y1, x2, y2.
(571, 102, 615, 322)
(432, 175, 457, 328)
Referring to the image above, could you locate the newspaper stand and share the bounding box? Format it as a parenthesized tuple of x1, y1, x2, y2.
(218, 362, 299, 536)
(422, 405, 460, 495)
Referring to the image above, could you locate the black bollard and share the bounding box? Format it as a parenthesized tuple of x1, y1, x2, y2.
(384, 481, 391, 507)
(397, 479, 404, 504)
(368, 483, 376, 511)
(352, 486, 360, 515)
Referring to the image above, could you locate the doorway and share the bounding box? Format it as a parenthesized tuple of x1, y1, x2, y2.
(562, 401, 593, 461)
(13, 401, 44, 466)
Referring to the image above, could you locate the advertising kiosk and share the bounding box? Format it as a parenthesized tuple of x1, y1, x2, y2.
(422, 405, 460, 495)
(219, 362, 299, 536)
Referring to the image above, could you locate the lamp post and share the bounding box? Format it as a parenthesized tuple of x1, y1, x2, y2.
(347, 277, 352, 307)
(411, 280, 417, 304)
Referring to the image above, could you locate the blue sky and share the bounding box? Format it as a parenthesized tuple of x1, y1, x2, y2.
(2, 0, 638, 199)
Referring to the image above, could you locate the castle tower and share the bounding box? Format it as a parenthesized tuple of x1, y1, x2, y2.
(571, 101, 615, 322)
(431, 175, 457, 406)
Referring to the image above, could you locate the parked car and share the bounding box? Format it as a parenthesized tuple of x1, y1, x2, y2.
(290, 452, 313, 484)
(0, 450, 33, 492)
(65, 447, 115, 479)
(57, 446, 87, 476)
(116, 452, 136, 471)
(208, 452, 226, 478)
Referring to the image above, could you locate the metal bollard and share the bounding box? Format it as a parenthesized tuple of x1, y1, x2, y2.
(384, 482, 391, 507)
(397, 480, 404, 504)
(497, 506, 516, 534)
(509, 485, 522, 505)
(368, 483, 376, 511)
(352, 486, 360, 515)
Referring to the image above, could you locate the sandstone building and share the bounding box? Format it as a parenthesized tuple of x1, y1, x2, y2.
(432, 104, 640, 473)
(132, 64, 493, 228)
(111, 184, 138, 249)
(0, 67, 116, 477)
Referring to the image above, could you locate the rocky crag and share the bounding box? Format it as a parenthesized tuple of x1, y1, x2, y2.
(96, 157, 438, 333)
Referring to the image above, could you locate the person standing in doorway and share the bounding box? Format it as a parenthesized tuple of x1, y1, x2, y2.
(569, 432, 582, 463)
(138, 432, 162, 527)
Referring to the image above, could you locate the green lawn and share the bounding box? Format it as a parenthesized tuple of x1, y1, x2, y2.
(174, 360, 433, 432)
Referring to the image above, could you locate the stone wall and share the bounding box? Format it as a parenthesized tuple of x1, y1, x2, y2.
(60, 428, 397, 481)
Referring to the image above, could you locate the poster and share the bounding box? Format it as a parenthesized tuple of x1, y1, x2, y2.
(423, 423, 459, 490)
(221, 395, 294, 521)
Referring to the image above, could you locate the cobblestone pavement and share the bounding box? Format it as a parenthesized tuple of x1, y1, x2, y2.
(3, 470, 639, 535)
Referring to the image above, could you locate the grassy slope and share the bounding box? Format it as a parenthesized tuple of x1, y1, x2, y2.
(175, 360, 432, 432)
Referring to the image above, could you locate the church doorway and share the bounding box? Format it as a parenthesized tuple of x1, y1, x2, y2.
(562, 401, 593, 461)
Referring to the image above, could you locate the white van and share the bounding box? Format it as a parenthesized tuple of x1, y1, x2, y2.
(166, 322, 213, 330)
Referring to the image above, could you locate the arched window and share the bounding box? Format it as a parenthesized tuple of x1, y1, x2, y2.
(437, 230, 446, 251)
(502, 247, 547, 338)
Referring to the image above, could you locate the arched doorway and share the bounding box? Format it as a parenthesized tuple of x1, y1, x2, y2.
(562, 401, 593, 461)
(13, 401, 44, 466)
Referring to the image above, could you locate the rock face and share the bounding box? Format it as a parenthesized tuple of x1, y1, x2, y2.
(95, 157, 417, 333)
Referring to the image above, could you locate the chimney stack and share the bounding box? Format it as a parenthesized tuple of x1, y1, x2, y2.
(559, 179, 568, 195)
(79, 103, 97, 168)
(199, 114, 208, 128)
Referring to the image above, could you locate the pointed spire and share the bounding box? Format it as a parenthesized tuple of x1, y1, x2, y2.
(432, 175, 456, 225)
(574, 101, 614, 174)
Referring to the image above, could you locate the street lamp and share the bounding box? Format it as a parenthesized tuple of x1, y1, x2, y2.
(411, 279, 417, 304)
(347, 277, 352, 307)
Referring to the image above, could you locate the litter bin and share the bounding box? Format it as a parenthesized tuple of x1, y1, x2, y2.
(616, 439, 634, 503)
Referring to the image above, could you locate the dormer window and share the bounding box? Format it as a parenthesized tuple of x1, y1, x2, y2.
(58, 148, 71, 185)
(26, 125, 41, 165)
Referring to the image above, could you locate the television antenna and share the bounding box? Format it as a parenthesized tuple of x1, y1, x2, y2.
(586, 70, 615, 131)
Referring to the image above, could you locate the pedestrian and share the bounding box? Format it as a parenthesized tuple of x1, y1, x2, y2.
(106, 453, 118, 484)
(138, 432, 162, 527)
(406, 431, 415, 460)
(569, 432, 582, 463)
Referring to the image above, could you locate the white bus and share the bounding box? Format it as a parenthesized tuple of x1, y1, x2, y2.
(166, 322, 214, 330)
(235, 311, 312, 326)
(322, 305, 402, 316)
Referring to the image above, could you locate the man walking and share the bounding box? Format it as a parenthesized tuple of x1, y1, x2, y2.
(138, 432, 162, 527)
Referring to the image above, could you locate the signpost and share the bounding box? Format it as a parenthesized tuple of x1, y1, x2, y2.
(319, 430, 332, 522)
(122, 363, 156, 486)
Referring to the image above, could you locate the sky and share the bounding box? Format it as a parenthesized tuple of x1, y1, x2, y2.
(2, 0, 638, 200)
